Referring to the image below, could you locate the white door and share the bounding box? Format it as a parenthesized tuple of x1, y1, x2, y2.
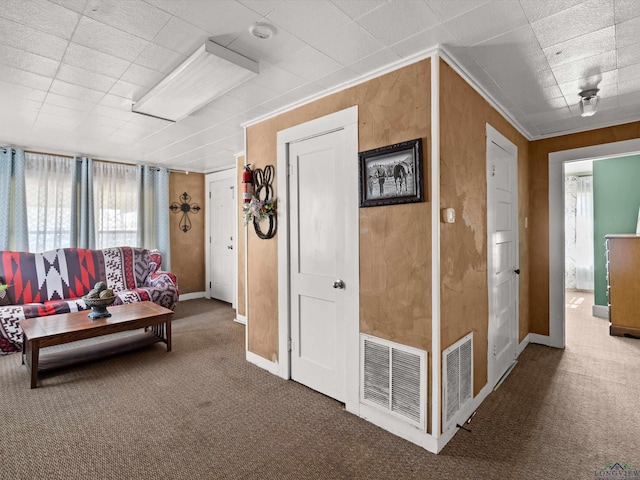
(208, 172, 235, 303)
(289, 129, 349, 402)
(486, 125, 518, 388)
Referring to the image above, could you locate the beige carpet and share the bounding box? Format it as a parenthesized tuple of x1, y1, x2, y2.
(1, 297, 639, 479)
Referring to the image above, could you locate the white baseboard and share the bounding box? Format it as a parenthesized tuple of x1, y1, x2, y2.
(234, 314, 247, 325)
(246, 350, 284, 378)
(517, 333, 530, 356)
(359, 404, 439, 453)
(529, 333, 551, 346)
(437, 382, 492, 453)
(592, 304, 609, 319)
(179, 291, 205, 301)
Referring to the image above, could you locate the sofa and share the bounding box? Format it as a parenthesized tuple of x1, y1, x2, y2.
(0, 246, 178, 354)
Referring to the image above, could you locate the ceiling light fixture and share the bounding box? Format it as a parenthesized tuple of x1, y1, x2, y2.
(132, 39, 259, 122)
(578, 88, 600, 117)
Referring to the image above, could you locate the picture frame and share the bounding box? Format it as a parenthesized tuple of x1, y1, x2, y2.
(358, 138, 424, 208)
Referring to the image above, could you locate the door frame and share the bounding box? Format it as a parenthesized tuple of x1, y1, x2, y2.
(205, 167, 237, 308)
(547, 138, 640, 349)
(276, 106, 359, 414)
(486, 123, 519, 389)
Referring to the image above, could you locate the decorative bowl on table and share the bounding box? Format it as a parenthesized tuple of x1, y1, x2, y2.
(83, 283, 116, 319)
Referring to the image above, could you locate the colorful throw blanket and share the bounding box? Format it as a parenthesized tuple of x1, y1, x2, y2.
(0, 247, 178, 354)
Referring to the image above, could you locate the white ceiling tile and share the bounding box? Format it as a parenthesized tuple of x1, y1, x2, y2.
(0, 79, 47, 102)
(619, 62, 640, 84)
(549, 50, 616, 84)
(250, 63, 307, 95)
(557, 70, 617, 98)
(176, 1, 261, 45)
(110, 80, 147, 101)
(531, 0, 614, 49)
(44, 92, 95, 111)
(1, 65, 53, 92)
(519, 0, 587, 23)
(616, 15, 640, 49)
(226, 82, 279, 105)
(426, 0, 490, 22)
(544, 26, 615, 68)
(226, 25, 307, 65)
(0, 43, 60, 77)
(614, 0, 640, 23)
(534, 116, 579, 135)
(48, 0, 88, 14)
(471, 25, 550, 81)
(618, 79, 640, 96)
(134, 43, 186, 74)
(83, 0, 172, 41)
(98, 93, 134, 111)
(518, 96, 570, 115)
(49, 79, 105, 103)
(357, 1, 440, 47)
(445, 0, 529, 46)
(92, 104, 136, 122)
(152, 16, 207, 56)
(55, 63, 117, 92)
(120, 64, 164, 88)
(143, 0, 185, 15)
(348, 48, 400, 75)
(276, 47, 343, 82)
(0, 16, 69, 61)
(618, 42, 640, 68)
(62, 42, 131, 78)
(390, 24, 457, 58)
(238, 0, 284, 17)
(41, 100, 91, 117)
(71, 16, 149, 62)
(267, 1, 352, 46)
(312, 22, 385, 66)
(35, 111, 82, 129)
(0, 0, 80, 39)
(331, 0, 386, 20)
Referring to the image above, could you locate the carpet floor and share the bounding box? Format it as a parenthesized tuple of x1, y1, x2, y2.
(1, 296, 638, 479)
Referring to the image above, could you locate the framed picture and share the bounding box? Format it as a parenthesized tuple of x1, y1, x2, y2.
(358, 138, 424, 208)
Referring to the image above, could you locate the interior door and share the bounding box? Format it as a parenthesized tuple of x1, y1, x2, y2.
(209, 174, 235, 303)
(487, 129, 518, 387)
(289, 129, 347, 402)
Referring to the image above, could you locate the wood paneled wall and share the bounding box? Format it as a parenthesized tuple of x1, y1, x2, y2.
(245, 58, 433, 371)
(528, 121, 640, 335)
(439, 60, 530, 395)
(236, 155, 246, 317)
(169, 172, 205, 295)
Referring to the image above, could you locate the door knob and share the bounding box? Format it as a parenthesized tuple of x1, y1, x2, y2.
(514, 268, 520, 275)
(227, 245, 233, 250)
(333, 279, 345, 289)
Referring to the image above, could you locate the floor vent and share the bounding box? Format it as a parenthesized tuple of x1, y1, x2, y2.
(360, 334, 426, 429)
(442, 332, 473, 432)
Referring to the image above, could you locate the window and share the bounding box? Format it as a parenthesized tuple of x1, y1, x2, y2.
(24, 153, 74, 252)
(93, 162, 138, 249)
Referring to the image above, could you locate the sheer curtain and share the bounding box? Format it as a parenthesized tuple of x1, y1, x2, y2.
(0, 148, 28, 251)
(93, 161, 138, 248)
(575, 176, 594, 290)
(24, 153, 74, 252)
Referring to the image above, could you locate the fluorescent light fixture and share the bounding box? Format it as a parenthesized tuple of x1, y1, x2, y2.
(578, 88, 600, 117)
(132, 39, 259, 122)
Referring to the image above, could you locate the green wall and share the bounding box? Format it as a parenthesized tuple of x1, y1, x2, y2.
(593, 155, 640, 306)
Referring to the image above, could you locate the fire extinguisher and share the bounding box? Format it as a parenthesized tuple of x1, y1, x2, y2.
(242, 165, 254, 203)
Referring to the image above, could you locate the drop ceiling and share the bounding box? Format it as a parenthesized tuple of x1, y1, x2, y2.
(0, 0, 639, 173)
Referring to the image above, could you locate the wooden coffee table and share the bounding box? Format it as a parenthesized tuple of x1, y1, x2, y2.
(19, 301, 173, 388)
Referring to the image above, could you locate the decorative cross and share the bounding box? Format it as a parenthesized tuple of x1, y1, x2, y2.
(170, 192, 201, 233)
